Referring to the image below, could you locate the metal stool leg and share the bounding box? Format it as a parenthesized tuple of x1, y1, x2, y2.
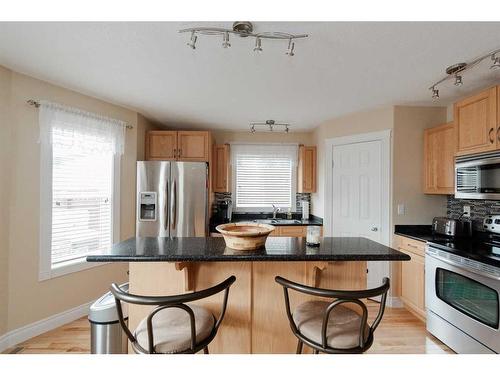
(204, 346, 209, 354)
(296, 340, 303, 354)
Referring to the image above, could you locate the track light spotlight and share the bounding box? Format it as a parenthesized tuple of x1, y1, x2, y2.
(454, 74, 463, 87)
(432, 87, 439, 99)
(222, 32, 231, 48)
(187, 31, 197, 49)
(253, 37, 263, 53)
(491, 54, 500, 70)
(286, 38, 295, 56)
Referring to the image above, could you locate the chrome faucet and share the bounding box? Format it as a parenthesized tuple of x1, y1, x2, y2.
(272, 204, 281, 219)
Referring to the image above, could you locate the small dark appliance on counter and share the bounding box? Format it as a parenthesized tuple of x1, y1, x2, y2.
(431, 216, 472, 237)
(216, 198, 232, 223)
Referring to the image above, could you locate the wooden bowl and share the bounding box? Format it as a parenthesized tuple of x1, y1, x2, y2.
(216, 223, 275, 251)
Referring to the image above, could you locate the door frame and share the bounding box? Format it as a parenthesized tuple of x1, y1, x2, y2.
(324, 129, 392, 247)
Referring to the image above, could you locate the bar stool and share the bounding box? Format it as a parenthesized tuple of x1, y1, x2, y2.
(275, 276, 390, 354)
(110, 275, 236, 354)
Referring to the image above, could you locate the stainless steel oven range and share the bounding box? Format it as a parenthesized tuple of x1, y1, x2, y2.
(426, 246, 500, 353)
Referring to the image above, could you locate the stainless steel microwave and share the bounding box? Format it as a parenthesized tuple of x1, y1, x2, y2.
(456, 151, 500, 200)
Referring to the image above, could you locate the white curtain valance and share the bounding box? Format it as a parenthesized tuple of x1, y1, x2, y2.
(230, 143, 299, 166)
(38, 101, 126, 155)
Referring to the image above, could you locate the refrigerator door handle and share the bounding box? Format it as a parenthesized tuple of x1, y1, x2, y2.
(164, 180, 169, 231)
(171, 179, 177, 230)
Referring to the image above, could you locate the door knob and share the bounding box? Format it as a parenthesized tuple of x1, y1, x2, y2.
(371, 227, 378, 232)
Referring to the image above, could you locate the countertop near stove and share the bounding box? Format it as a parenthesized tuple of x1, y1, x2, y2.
(395, 225, 500, 268)
(86, 236, 409, 262)
(394, 225, 450, 242)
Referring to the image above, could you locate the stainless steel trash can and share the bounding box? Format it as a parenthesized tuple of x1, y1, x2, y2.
(89, 283, 129, 354)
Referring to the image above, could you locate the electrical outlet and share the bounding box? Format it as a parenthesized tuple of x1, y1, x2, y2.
(397, 204, 405, 216)
(463, 205, 471, 218)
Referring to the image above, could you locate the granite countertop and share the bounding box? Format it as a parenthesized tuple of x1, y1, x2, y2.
(394, 225, 500, 268)
(394, 225, 451, 242)
(86, 236, 410, 263)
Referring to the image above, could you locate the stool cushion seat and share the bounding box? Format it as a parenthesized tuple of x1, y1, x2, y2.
(135, 304, 215, 353)
(293, 300, 369, 350)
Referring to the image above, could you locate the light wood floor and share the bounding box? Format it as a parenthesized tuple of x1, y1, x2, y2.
(2, 304, 453, 354)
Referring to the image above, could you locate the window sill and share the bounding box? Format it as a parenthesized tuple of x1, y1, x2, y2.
(39, 257, 111, 281)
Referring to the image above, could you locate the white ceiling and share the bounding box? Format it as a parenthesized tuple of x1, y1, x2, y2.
(1, 22, 500, 131)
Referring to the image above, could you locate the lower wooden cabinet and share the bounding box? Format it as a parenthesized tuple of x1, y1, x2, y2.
(394, 235, 426, 321)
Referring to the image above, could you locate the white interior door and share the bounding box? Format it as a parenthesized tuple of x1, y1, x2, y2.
(331, 139, 389, 294)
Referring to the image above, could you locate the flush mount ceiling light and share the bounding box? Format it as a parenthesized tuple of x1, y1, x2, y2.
(250, 120, 290, 133)
(179, 22, 308, 56)
(428, 48, 500, 99)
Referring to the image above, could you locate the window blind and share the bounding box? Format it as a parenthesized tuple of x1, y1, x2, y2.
(231, 144, 298, 211)
(51, 128, 114, 265)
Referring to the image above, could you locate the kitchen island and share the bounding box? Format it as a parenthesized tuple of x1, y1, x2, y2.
(87, 236, 409, 354)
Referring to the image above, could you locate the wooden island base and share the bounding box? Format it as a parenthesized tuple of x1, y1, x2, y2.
(128, 261, 366, 354)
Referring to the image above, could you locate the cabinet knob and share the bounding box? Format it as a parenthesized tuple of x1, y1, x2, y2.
(489, 128, 495, 143)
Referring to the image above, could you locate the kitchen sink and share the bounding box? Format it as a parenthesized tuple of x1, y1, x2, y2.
(252, 219, 302, 225)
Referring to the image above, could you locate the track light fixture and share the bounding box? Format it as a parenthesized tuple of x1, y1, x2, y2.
(187, 31, 197, 49)
(179, 22, 308, 56)
(491, 54, 500, 70)
(249, 120, 291, 133)
(432, 87, 439, 99)
(222, 31, 231, 48)
(429, 47, 500, 99)
(285, 38, 295, 57)
(253, 37, 262, 53)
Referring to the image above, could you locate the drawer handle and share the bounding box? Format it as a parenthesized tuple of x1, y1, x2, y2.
(489, 128, 495, 143)
(406, 243, 418, 248)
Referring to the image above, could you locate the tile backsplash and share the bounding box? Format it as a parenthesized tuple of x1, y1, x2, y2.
(447, 195, 500, 231)
(213, 192, 312, 214)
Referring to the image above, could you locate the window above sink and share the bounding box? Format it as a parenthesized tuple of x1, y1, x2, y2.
(231, 143, 298, 213)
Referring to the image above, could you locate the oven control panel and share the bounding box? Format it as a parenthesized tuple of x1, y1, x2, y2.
(483, 215, 500, 234)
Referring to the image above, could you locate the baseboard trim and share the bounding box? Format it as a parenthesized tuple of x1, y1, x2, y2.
(0, 301, 92, 352)
(387, 296, 404, 308)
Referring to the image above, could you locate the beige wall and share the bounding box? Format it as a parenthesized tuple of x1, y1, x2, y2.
(311, 106, 448, 224)
(136, 113, 159, 161)
(392, 106, 448, 225)
(2, 68, 154, 332)
(0, 66, 12, 335)
(311, 107, 395, 218)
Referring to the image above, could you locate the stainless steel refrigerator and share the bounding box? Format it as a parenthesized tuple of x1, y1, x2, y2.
(136, 161, 208, 237)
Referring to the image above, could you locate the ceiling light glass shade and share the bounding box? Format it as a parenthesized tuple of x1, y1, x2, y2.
(454, 75, 463, 86)
(222, 32, 231, 48)
(491, 55, 500, 70)
(253, 38, 263, 53)
(432, 87, 439, 99)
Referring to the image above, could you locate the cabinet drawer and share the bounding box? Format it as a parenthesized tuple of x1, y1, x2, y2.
(398, 237, 425, 257)
(278, 226, 307, 237)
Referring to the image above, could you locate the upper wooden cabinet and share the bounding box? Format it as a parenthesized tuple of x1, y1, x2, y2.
(146, 131, 177, 160)
(146, 130, 210, 161)
(297, 145, 317, 193)
(455, 86, 498, 156)
(423, 122, 456, 194)
(212, 144, 230, 192)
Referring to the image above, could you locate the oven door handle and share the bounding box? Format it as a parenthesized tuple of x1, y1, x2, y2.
(426, 250, 500, 281)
